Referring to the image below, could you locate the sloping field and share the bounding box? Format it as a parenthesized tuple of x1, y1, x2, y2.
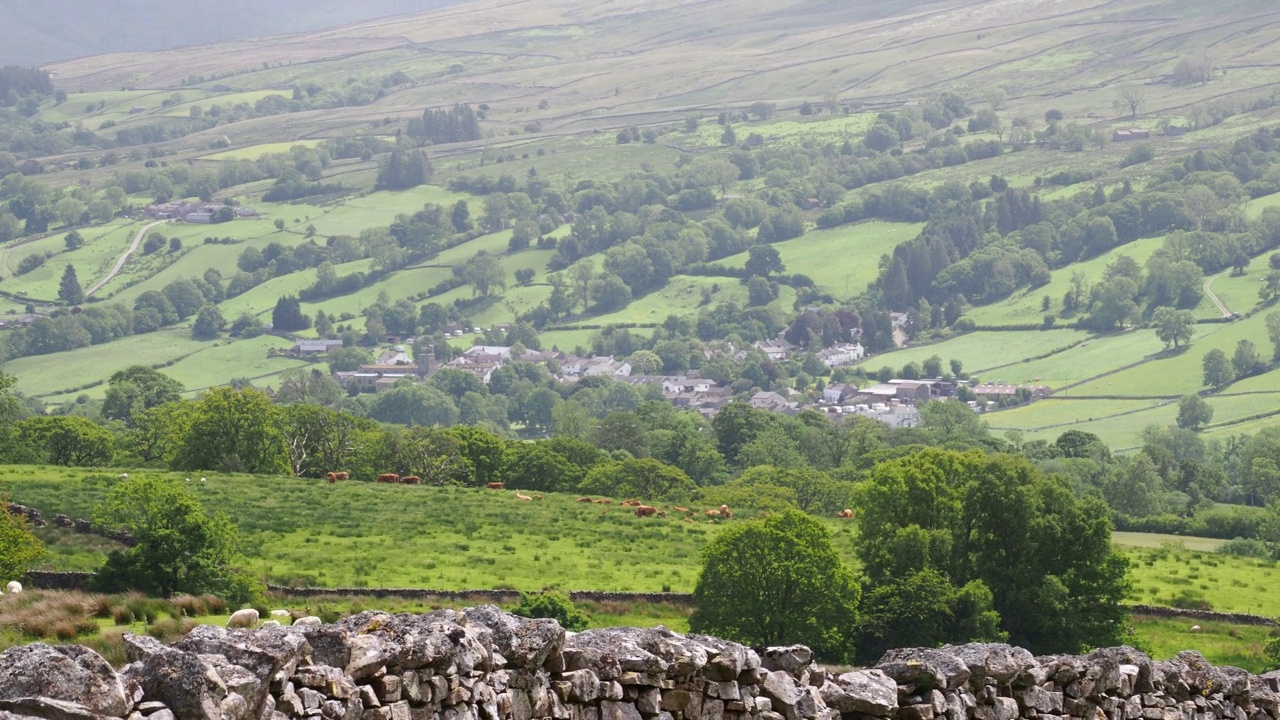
(962, 236, 1168, 327)
(857, 328, 1089, 377)
(6, 330, 209, 398)
(722, 222, 923, 299)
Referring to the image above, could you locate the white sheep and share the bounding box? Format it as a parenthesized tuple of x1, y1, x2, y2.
(227, 608, 259, 628)
(1190, 625, 1202, 633)
(270, 609, 291, 618)
(261, 620, 281, 628)
(118, 473, 128, 479)
(293, 616, 322, 626)
(6, 581, 22, 594)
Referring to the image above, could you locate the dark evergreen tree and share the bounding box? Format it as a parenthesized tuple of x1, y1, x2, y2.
(411, 103, 482, 144)
(271, 295, 310, 332)
(58, 264, 83, 305)
(376, 148, 433, 190)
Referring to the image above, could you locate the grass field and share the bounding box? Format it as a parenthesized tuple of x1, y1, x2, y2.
(1125, 544, 1280, 618)
(0, 220, 138, 296)
(4, 465, 1278, 668)
(0, 467, 853, 591)
(5, 330, 212, 398)
(856, 329, 1089, 377)
(721, 222, 923, 299)
(576, 276, 751, 327)
(962, 236, 1168, 327)
(1112, 532, 1226, 552)
(1128, 615, 1275, 674)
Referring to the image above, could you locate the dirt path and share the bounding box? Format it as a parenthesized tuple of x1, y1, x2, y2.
(1204, 272, 1232, 318)
(86, 219, 168, 297)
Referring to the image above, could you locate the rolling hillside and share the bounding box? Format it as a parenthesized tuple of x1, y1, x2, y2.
(0, 0, 474, 66)
(4, 0, 1280, 447)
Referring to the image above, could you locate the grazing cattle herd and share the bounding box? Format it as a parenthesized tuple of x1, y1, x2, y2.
(305, 470, 746, 523)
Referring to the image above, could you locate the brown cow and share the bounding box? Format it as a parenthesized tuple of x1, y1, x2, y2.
(515, 493, 533, 501)
(657, 511, 668, 518)
(634, 505, 657, 517)
(377, 473, 400, 483)
(621, 499, 642, 507)
(335, 472, 349, 481)
(836, 509, 854, 519)
(577, 497, 594, 503)
(486, 482, 505, 490)
(705, 508, 719, 517)
(683, 516, 693, 523)
(402, 476, 421, 485)
(719, 504, 733, 519)
(533, 494, 544, 500)
(673, 506, 690, 514)
(326, 472, 337, 482)
(594, 499, 613, 505)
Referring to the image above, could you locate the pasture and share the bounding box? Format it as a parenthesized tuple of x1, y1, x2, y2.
(961, 236, 1168, 327)
(5, 330, 211, 399)
(0, 467, 857, 592)
(1124, 543, 1280, 618)
(721, 222, 923, 299)
(3, 466, 1278, 669)
(856, 329, 1089, 377)
(1128, 615, 1274, 674)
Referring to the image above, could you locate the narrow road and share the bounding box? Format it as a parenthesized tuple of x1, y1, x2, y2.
(86, 219, 169, 297)
(1203, 272, 1232, 318)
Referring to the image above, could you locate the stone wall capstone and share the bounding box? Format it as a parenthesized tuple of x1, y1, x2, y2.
(0, 608, 1277, 720)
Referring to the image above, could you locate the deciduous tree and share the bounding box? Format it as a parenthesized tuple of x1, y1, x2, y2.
(1202, 348, 1233, 388)
(690, 510, 860, 661)
(91, 475, 262, 605)
(1153, 307, 1194, 349)
(0, 497, 43, 581)
(172, 387, 289, 474)
(1176, 394, 1214, 431)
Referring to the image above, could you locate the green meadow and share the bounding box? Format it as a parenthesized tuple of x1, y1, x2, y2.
(961, 236, 1168, 327)
(0, 467, 856, 592)
(721, 222, 923, 299)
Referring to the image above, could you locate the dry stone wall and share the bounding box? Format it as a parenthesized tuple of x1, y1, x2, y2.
(0, 607, 1277, 720)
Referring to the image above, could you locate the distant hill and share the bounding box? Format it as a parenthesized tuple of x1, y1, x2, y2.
(0, 0, 474, 66)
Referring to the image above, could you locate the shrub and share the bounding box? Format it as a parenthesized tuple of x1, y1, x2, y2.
(512, 591, 589, 631)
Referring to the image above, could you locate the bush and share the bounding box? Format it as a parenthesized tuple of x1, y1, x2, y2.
(1217, 537, 1276, 559)
(511, 591, 589, 631)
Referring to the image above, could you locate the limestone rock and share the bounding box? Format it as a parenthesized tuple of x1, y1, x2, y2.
(462, 605, 566, 670)
(122, 646, 228, 720)
(821, 670, 898, 717)
(758, 647, 812, 679)
(760, 670, 815, 720)
(946, 644, 1036, 686)
(876, 648, 972, 691)
(0, 643, 129, 717)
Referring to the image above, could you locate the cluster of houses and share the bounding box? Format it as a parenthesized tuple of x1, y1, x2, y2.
(287, 332, 1051, 427)
(145, 201, 258, 224)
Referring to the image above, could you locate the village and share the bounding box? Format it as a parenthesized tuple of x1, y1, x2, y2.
(285, 330, 1050, 429)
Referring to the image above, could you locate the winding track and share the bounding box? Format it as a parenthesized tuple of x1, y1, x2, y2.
(1204, 272, 1232, 318)
(86, 219, 169, 298)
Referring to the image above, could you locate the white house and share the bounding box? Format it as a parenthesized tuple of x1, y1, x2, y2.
(822, 382, 859, 404)
(582, 357, 632, 378)
(817, 342, 865, 367)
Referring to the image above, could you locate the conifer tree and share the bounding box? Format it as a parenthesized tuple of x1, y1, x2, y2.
(58, 263, 84, 304)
